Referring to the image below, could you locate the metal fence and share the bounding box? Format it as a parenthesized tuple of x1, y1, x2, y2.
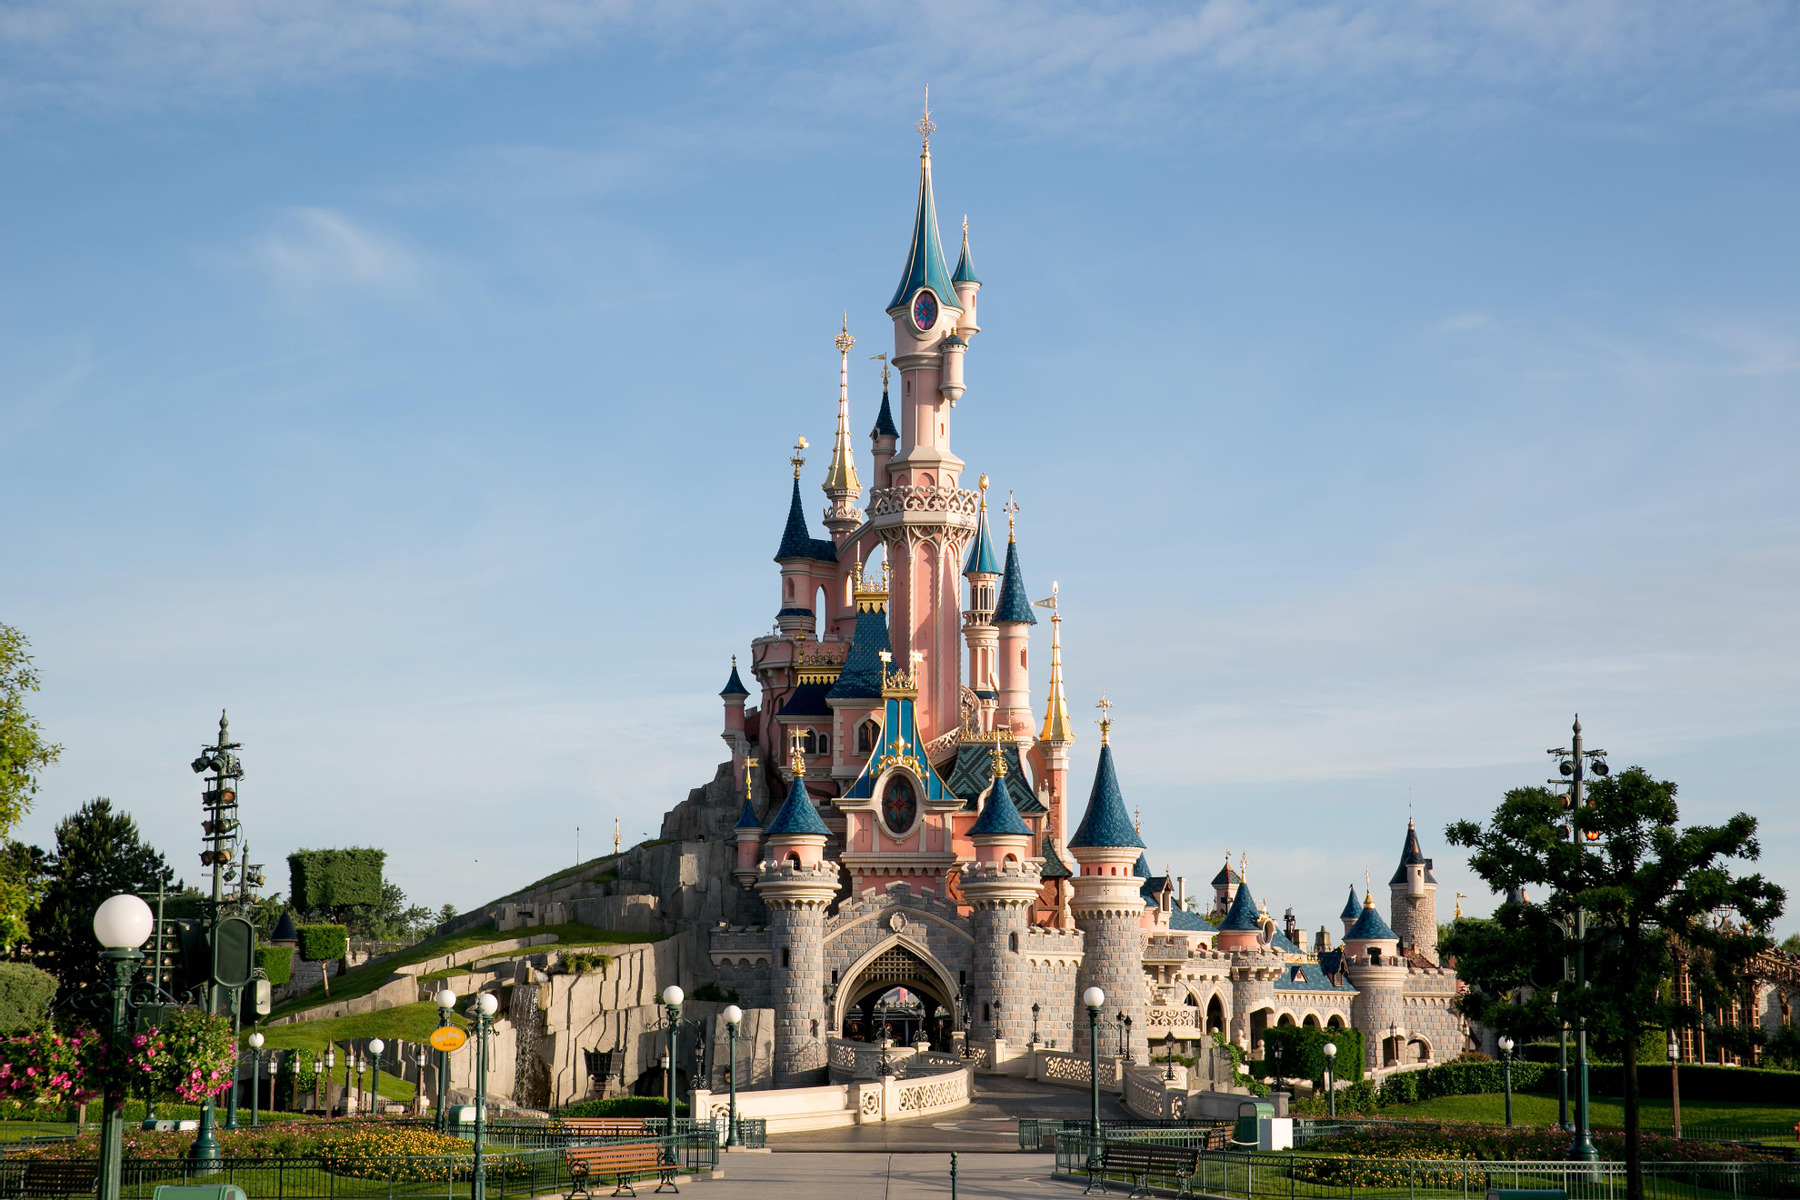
(66, 1138, 720, 1200)
(1019, 1118, 1232, 1152)
(1052, 1135, 1800, 1200)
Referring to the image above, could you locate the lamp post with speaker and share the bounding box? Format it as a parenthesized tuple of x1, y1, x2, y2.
(1083, 987, 1105, 1175)
(1549, 717, 1607, 1165)
(247, 1032, 265, 1128)
(368, 1039, 385, 1115)
(467, 992, 500, 1200)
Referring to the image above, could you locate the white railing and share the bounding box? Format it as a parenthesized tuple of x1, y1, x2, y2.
(1039, 1050, 1092, 1085)
(1145, 1005, 1202, 1036)
(1122, 1064, 1191, 1120)
(827, 1036, 921, 1081)
(894, 1067, 970, 1114)
(867, 484, 981, 528)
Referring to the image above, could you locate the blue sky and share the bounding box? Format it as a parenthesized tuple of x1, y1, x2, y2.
(4, 2, 1798, 935)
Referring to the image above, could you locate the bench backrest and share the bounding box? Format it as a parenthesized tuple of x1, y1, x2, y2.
(568, 1143, 664, 1172)
(1102, 1144, 1199, 1168)
(561, 1118, 648, 1133)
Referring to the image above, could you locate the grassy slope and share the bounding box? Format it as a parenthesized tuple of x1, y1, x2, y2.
(253, 1001, 474, 1102)
(270, 923, 660, 1019)
(1383, 1092, 1800, 1131)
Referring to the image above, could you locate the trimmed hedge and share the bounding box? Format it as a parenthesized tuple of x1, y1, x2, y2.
(296, 924, 348, 963)
(558, 1097, 690, 1118)
(256, 945, 293, 986)
(0, 964, 55, 1034)
(1522, 1061, 1800, 1105)
(288, 848, 385, 913)
(1262, 1026, 1366, 1084)
(1377, 1059, 1552, 1106)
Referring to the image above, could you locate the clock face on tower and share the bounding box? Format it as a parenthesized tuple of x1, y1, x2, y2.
(881, 776, 918, 836)
(911, 289, 938, 332)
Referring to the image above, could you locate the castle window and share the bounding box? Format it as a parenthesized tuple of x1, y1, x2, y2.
(1368, 948, 1381, 965)
(782, 947, 791, 968)
(1009, 932, 1019, 953)
(858, 719, 879, 754)
(983, 1003, 991, 1023)
(1020, 648, 1027, 669)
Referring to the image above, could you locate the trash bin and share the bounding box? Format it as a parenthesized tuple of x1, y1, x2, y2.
(154, 1186, 248, 1200)
(1233, 1099, 1275, 1146)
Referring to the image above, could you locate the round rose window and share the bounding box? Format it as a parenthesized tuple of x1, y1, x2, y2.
(882, 776, 918, 835)
(911, 289, 939, 332)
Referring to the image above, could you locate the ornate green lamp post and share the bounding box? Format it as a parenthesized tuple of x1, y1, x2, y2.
(434, 988, 457, 1132)
(1083, 986, 1105, 1177)
(660, 986, 684, 1148)
(722, 1005, 742, 1148)
(368, 1039, 385, 1116)
(247, 1032, 264, 1128)
(1499, 1037, 1515, 1126)
(1322, 1041, 1338, 1119)
(470, 992, 499, 1200)
(1550, 716, 1605, 1165)
(93, 895, 153, 1200)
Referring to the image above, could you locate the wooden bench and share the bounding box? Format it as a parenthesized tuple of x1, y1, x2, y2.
(559, 1117, 651, 1140)
(8, 1161, 99, 1199)
(1085, 1142, 1200, 1199)
(565, 1142, 677, 1199)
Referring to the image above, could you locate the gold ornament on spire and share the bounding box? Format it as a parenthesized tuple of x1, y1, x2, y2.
(1003, 492, 1019, 541)
(1095, 691, 1112, 744)
(790, 436, 809, 480)
(1035, 582, 1072, 743)
(990, 728, 1010, 779)
(1364, 869, 1373, 907)
(871, 352, 889, 392)
(743, 755, 759, 802)
(1134, 805, 1141, 835)
(1454, 892, 1465, 920)
(917, 84, 935, 149)
(789, 728, 807, 779)
(824, 318, 860, 496)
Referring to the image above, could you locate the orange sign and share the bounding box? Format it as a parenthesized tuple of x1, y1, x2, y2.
(430, 1027, 468, 1053)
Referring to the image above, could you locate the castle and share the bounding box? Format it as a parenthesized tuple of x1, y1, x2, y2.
(704, 113, 1471, 1088)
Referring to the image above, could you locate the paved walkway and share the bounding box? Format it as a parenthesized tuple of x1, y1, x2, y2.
(705, 1151, 1076, 1197)
(762, 1074, 1129, 1152)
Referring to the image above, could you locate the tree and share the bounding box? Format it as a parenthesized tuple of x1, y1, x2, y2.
(33, 798, 175, 992)
(1780, 932, 1800, 956)
(0, 626, 61, 950)
(1447, 767, 1785, 1200)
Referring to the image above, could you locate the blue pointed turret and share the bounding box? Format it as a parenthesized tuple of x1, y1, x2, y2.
(886, 144, 962, 317)
(720, 658, 749, 698)
(1219, 880, 1263, 932)
(1388, 821, 1437, 886)
(969, 773, 1031, 837)
(953, 218, 979, 286)
(1068, 741, 1145, 849)
(763, 774, 831, 838)
(993, 540, 1036, 625)
(826, 599, 893, 701)
(1133, 853, 1151, 879)
(964, 496, 999, 576)
(1345, 896, 1399, 943)
(734, 789, 761, 831)
(871, 383, 899, 441)
(1339, 886, 1361, 922)
(775, 477, 838, 564)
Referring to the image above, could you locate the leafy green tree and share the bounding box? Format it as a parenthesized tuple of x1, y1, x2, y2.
(0, 627, 61, 950)
(33, 798, 175, 992)
(1780, 932, 1800, 956)
(1447, 767, 1784, 1200)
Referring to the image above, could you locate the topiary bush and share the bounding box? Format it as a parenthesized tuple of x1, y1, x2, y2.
(288, 849, 386, 915)
(256, 946, 293, 987)
(0, 964, 56, 1034)
(296, 925, 348, 963)
(1376, 1059, 1551, 1106)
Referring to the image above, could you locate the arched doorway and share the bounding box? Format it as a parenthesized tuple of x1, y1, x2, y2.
(837, 941, 959, 1052)
(1205, 995, 1225, 1034)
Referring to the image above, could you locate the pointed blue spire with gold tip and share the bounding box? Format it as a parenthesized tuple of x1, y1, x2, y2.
(964, 477, 999, 576)
(887, 86, 962, 319)
(720, 657, 749, 699)
(993, 493, 1036, 625)
(1068, 707, 1144, 850)
(774, 438, 838, 564)
(953, 214, 980, 286)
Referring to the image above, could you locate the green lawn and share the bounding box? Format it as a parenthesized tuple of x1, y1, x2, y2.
(270, 922, 660, 1020)
(253, 1001, 478, 1102)
(1383, 1091, 1800, 1131)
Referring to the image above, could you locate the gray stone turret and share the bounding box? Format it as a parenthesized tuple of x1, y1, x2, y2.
(962, 753, 1044, 1049)
(1387, 821, 1439, 963)
(1341, 890, 1407, 1071)
(1067, 729, 1148, 1058)
(757, 860, 837, 1086)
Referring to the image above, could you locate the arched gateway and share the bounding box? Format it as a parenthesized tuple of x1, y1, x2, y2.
(835, 938, 962, 1050)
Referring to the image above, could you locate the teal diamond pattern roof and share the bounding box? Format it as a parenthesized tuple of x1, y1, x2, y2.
(826, 603, 893, 701)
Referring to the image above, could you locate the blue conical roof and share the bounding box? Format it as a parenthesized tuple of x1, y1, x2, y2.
(953, 224, 980, 285)
(826, 602, 893, 701)
(993, 540, 1036, 625)
(1339, 885, 1362, 922)
(1219, 880, 1263, 932)
(762, 774, 831, 838)
(887, 151, 962, 316)
(1388, 822, 1437, 886)
(775, 477, 838, 563)
(1133, 853, 1151, 879)
(1345, 899, 1398, 943)
(1068, 743, 1144, 849)
(733, 789, 761, 830)
(871, 385, 898, 441)
(968, 774, 1031, 837)
(720, 660, 749, 698)
(1039, 836, 1071, 880)
(964, 502, 999, 576)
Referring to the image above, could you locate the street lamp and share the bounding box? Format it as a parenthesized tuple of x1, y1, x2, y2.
(470, 992, 499, 1200)
(1498, 1037, 1515, 1127)
(1122, 1014, 1134, 1064)
(1667, 1029, 1682, 1140)
(323, 1048, 335, 1115)
(368, 1039, 385, 1116)
(93, 894, 153, 1200)
(1164, 1032, 1176, 1082)
(1322, 1042, 1338, 1119)
(660, 985, 684, 1144)
(1549, 715, 1603, 1164)
(722, 1005, 743, 1148)
(1083, 986, 1105, 1178)
(247, 1033, 265, 1128)
(1031, 1003, 1041, 1049)
(434, 988, 457, 1132)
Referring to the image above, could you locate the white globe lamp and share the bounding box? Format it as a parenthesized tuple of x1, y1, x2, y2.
(723, 1004, 743, 1027)
(477, 992, 499, 1017)
(92, 894, 154, 950)
(1082, 987, 1105, 1009)
(368, 1038, 385, 1055)
(661, 984, 684, 1007)
(435, 988, 457, 1010)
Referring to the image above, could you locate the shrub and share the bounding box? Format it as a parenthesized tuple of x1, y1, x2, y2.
(297, 925, 348, 963)
(554, 952, 612, 976)
(692, 982, 740, 1004)
(1289, 1120, 1781, 1165)
(256, 946, 293, 987)
(1260, 1026, 1365, 1084)
(0, 965, 55, 1035)
(288, 849, 385, 914)
(1521, 1061, 1799, 1105)
(1376, 1059, 1550, 1106)
(558, 1097, 689, 1118)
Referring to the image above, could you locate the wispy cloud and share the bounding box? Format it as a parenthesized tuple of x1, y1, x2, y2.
(247, 207, 428, 299)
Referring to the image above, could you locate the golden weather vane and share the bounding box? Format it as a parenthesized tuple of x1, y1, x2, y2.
(835, 312, 854, 355)
(871, 352, 889, 390)
(743, 755, 759, 801)
(790, 435, 809, 479)
(917, 84, 935, 148)
(1003, 491, 1019, 539)
(1095, 692, 1112, 743)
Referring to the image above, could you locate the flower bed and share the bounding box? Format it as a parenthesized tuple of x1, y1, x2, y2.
(1303, 1121, 1787, 1164)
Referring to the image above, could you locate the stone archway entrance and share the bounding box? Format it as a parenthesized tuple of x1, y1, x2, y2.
(838, 942, 959, 1052)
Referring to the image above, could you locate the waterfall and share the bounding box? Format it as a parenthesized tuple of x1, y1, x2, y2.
(510, 979, 551, 1108)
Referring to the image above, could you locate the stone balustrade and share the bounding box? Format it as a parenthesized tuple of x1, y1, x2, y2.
(867, 485, 981, 528)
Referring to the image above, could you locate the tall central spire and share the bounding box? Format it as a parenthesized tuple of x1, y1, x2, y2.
(887, 88, 961, 317)
(822, 317, 862, 538)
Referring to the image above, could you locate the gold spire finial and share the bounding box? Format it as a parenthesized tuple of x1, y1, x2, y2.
(917, 84, 935, 149)
(1036, 583, 1072, 743)
(1095, 691, 1112, 744)
(1134, 805, 1141, 835)
(1240, 851, 1248, 882)
(990, 731, 1009, 779)
(1003, 492, 1019, 541)
(1454, 892, 1465, 920)
(791, 436, 809, 479)
(871, 352, 889, 391)
(789, 728, 806, 778)
(743, 755, 759, 801)
(1364, 870, 1373, 907)
(978, 474, 989, 506)
(835, 312, 854, 355)
(824, 320, 860, 496)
